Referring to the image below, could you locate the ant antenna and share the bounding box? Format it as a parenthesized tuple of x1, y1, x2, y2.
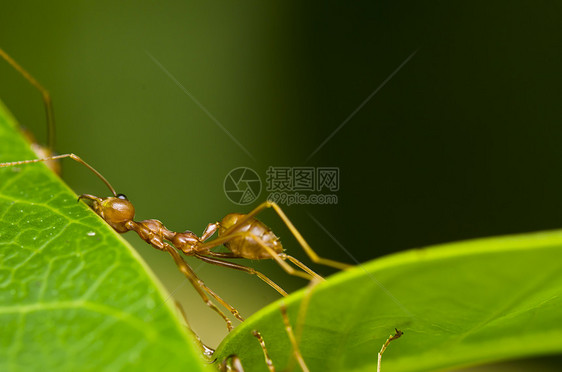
(0, 153, 118, 197)
(0, 48, 56, 150)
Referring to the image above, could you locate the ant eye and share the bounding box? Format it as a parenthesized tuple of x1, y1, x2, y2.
(117, 194, 128, 200)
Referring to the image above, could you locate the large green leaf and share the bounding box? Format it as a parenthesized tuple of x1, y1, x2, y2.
(215, 227, 562, 371)
(0, 101, 211, 371)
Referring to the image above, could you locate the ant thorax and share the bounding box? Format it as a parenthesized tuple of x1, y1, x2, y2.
(172, 230, 202, 254)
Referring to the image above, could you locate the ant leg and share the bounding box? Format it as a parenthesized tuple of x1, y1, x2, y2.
(195, 253, 289, 296)
(0, 48, 56, 150)
(174, 300, 215, 359)
(200, 222, 220, 241)
(218, 355, 245, 372)
(198, 281, 245, 324)
(162, 243, 241, 331)
(204, 251, 323, 283)
(197, 233, 316, 281)
(251, 330, 275, 372)
(377, 328, 403, 372)
(280, 303, 309, 372)
(282, 278, 320, 372)
(279, 253, 323, 281)
(242, 235, 323, 282)
(218, 281, 319, 372)
(200, 252, 245, 259)
(222, 201, 353, 271)
(218, 331, 275, 372)
(0, 153, 118, 196)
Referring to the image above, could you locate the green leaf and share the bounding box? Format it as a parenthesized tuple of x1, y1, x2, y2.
(0, 101, 212, 371)
(215, 229, 562, 371)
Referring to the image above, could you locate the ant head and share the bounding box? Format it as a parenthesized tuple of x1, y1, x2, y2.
(100, 195, 135, 232)
(79, 194, 135, 233)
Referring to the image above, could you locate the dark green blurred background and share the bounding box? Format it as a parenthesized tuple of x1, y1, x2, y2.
(1, 1, 562, 368)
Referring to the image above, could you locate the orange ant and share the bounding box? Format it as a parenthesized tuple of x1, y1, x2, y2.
(1, 47, 404, 372)
(1, 152, 350, 329)
(0, 47, 353, 332)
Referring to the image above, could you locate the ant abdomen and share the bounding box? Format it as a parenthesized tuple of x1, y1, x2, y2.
(220, 213, 283, 259)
